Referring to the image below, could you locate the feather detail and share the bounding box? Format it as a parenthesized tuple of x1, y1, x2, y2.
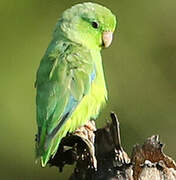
(35, 42, 107, 166)
(35, 2, 116, 167)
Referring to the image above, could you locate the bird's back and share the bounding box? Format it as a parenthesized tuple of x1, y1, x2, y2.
(35, 40, 107, 166)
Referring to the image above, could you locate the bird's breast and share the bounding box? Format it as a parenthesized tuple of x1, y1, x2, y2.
(65, 50, 107, 133)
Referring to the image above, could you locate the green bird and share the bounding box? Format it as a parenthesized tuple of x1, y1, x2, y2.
(35, 2, 116, 167)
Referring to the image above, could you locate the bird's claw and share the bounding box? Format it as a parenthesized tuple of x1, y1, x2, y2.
(74, 120, 97, 169)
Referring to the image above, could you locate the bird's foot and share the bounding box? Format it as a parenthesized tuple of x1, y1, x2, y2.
(74, 120, 97, 169)
(74, 120, 96, 143)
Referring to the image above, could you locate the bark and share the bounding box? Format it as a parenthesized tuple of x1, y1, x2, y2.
(48, 113, 176, 180)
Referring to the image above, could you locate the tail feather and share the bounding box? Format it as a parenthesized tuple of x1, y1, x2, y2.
(36, 121, 71, 167)
(35, 133, 64, 167)
(41, 147, 52, 167)
(35, 135, 53, 167)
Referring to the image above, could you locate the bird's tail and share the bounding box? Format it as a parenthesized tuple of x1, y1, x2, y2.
(35, 128, 67, 167)
(35, 138, 54, 167)
(35, 125, 53, 167)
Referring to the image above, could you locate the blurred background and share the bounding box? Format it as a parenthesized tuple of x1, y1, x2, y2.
(0, 0, 176, 179)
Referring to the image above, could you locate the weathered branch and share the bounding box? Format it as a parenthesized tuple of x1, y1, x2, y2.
(48, 113, 176, 180)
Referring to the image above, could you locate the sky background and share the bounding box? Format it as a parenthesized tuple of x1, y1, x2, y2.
(0, 0, 176, 179)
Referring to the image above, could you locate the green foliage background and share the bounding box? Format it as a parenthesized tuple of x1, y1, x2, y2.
(0, 0, 176, 179)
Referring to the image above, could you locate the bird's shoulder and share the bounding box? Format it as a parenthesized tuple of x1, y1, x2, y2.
(35, 40, 94, 87)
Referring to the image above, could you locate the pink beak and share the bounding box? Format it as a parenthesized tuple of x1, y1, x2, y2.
(102, 32, 113, 48)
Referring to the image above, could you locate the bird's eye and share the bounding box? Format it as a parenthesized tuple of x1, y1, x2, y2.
(92, 21, 99, 29)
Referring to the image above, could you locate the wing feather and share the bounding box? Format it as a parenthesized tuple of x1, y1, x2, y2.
(35, 42, 95, 162)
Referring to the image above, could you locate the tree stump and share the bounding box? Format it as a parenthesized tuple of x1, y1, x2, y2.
(48, 113, 176, 180)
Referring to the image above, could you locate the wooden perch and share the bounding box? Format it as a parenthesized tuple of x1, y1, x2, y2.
(48, 113, 176, 180)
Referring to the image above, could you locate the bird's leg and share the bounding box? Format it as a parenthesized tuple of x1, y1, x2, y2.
(74, 120, 97, 169)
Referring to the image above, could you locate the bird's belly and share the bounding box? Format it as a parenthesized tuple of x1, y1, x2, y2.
(65, 79, 107, 133)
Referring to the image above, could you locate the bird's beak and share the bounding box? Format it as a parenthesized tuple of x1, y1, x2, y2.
(102, 31, 113, 48)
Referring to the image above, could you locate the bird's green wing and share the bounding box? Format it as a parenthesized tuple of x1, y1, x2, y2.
(35, 41, 95, 166)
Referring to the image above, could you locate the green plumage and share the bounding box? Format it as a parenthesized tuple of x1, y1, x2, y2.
(35, 2, 116, 166)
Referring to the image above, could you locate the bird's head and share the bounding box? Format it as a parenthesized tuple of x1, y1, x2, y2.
(54, 2, 117, 50)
